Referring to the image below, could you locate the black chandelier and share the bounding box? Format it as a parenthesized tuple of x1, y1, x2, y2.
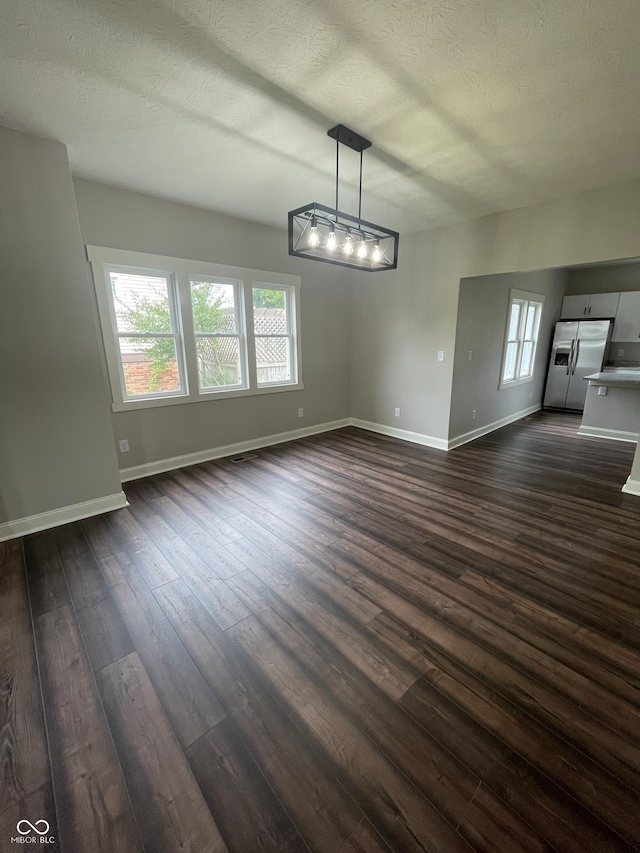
(288, 124, 399, 272)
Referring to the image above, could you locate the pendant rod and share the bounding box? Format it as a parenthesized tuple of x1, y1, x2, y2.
(327, 124, 372, 224)
(335, 136, 339, 213)
(358, 150, 363, 224)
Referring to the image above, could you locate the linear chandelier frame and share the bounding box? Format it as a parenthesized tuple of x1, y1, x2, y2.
(288, 125, 399, 272)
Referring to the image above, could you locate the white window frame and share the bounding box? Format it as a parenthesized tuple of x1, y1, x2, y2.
(499, 289, 545, 389)
(189, 276, 248, 394)
(88, 246, 303, 412)
(102, 264, 188, 404)
(252, 282, 299, 388)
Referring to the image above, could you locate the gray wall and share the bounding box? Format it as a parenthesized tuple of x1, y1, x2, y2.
(72, 179, 351, 470)
(5, 126, 640, 531)
(567, 261, 640, 365)
(629, 438, 640, 489)
(566, 261, 640, 294)
(348, 229, 457, 437)
(449, 269, 566, 440)
(350, 177, 640, 443)
(0, 127, 122, 525)
(581, 385, 640, 437)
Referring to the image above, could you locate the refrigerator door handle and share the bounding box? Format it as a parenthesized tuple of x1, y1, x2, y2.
(567, 340, 574, 375)
(571, 339, 580, 374)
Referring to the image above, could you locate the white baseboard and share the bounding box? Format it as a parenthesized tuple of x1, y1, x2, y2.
(121, 408, 545, 481)
(0, 491, 128, 543)
(447, 404, 541, 450)
(4, 408, 635, 541)
(120, 418, 351, 481)
(622, 476, 640, 496)
(577, 425, 639, 443)
(349, 418, 449, 451)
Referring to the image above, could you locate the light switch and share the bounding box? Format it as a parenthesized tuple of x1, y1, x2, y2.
(597, 386, 607, 396)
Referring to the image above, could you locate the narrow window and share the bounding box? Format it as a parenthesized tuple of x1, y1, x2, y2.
(190, 278, 245, 391)
(500, 290, 544, 388)
(109, 269, 185, 399)
(252, 285, 297, 386)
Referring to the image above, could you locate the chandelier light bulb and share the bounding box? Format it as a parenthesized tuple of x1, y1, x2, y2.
(357, 239, 367, 259)
(308, 225, 319, 247)
(327, 228, 337, 251)
(344, 231, 354, 255)
(372, 241, 382, 263)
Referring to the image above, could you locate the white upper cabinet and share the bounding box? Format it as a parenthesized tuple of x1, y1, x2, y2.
(588, 292, 620, 318)
(612, 291, 640, 342)
(560, 292, 620, 319)
(560, 294, 589, 318)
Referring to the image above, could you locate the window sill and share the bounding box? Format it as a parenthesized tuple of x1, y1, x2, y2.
(111, 381, 304, 412)
(499, 375, 534, 391)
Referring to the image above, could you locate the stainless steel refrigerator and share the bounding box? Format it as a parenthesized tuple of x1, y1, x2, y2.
(543, 319, 612, 411)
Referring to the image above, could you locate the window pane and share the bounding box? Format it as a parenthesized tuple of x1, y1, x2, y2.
(524, 303, 538, 339)
(191, 280, 237, 333)
(111, 272, 172, 333)
(503, 341, 518, 381)
(256, 336, 291, 384)
(253, 288, 286, 334)
(119, 337, 180, 396)
(507, 301, 522, 340)
(196, 336, 241, 389)
(519, 341, 534, 377)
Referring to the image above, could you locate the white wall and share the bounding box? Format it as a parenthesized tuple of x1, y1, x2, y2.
(449, 269, 566, 441)
(72, 179, 352, 471)
(0, 127, 123, 534)
(350, 177, 640, 443)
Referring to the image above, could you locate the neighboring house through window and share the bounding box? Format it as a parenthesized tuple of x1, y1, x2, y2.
(499, 289, 545, 388)
(252, 285, 294, 386)
(88, 246, 302, 411)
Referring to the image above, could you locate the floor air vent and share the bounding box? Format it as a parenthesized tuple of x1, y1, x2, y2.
(230, 453, 258, 463)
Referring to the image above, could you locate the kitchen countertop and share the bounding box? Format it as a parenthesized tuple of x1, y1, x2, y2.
(585, 369, 640, 388)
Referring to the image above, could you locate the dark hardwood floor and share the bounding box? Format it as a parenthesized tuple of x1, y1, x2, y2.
(2, 411, 640, 852)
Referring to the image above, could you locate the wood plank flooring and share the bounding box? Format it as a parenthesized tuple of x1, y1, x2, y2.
(2, 411, 640, 852)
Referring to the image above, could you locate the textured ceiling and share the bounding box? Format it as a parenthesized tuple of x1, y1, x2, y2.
(2, 0, 640, 234)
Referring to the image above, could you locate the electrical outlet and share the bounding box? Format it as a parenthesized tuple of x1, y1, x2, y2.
(598, 386, 607, 396)
(437, 350, 444, 362)
(618, 349, 625, 357)
(298, 407, 304, 418)
(472, 410, 476, 420)
(394, 407, 401, 417)
(118, 439, 130, 453)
